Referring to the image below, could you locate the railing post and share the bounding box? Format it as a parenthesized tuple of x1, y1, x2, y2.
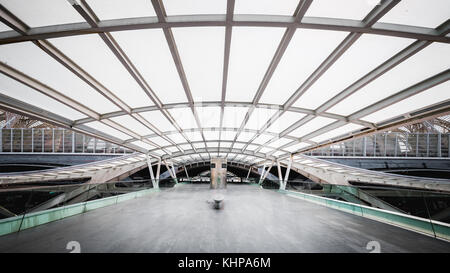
(394, 133, 398, 157)
(353, 138, 355, 156)
(62, 129, 64, 152)
(416, 133, 419, 157)
(52, 128, 55, 153)
(426, 133, 429, 157)
(82, 134, 85, 153)
(405, 133, 408, 157)
(437, 133, 441, 157)
(0, 128, 2, 153)
(93, 138, 97, 153)
(374, 134, 377, 157)
(363, 136, 366, 157)
(31, 128, 34, 152)
(20, 128, 23, 152)
(384, 133, 387, 157)
(72, 131, 75, 153)
(10, 128, 13, 153)
(41, 128, 44, 152)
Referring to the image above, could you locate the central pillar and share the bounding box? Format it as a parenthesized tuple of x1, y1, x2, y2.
(210, 157, 227, 189)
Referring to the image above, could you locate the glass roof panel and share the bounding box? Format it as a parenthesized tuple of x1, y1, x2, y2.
(111, 29, 186, 104)
(207, 141, 219, 147)
(266, 111, 306, 134)
(110, 115, 153, 136)
(0, 21, 11, 32)
(148, 136, 172, 147)
(168, 108, 198, 129)
(0, 42, 119, 114)
(50, 34, 153, 108)
(221, 130, 237, 140)
(86, 0, 156, 20)
(84, 121, 131, 140)
(234, 0, 299, 16)
(259, 147, 272, 154)
(131, 140, 156, 150)
(269, 137, 292, 148)
(237, 131, 255, 142)
(244, 107, 278, 132)
(185, 131, 203, 142)
(227, 27, 285, 102)
(222, 106, 248, 128)
(310, 123, 363, 143)
(262, 29, 349, 105)
(232, 142, 244, 149)
(328, 43, 450, 116)
(0, 0, 84, 28)
(140, 111, 176, 132)
(246, 144, 258, 151)
(288, 117, 335, 138)
(305, 0, 377, 20)
(284, 142, 310, 152)
(193, 142, 205, 148)
(252, 134, 273, 145)
(179, 144, 192, 150)
(0, 74, 85, 120)
(379, 0, 450, 28)
(272, 150, 285, 157)
(361, 81, 450, 123)
(204, 130, 220, 141)
(293, 34, 413, 110)
(196, 106, 221, 128)
(220, 142, 232, 148)
(168, 133, 187, 143)
(163, 0, 227, 16)
(172, 27, 225, 102)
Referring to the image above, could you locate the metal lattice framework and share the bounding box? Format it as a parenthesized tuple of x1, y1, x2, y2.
(0, 0, 449, 167)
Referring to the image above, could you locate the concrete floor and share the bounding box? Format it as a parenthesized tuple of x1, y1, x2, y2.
(0, 183, 449, 253)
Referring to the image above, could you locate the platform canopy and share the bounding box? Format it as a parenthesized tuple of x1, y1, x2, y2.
(0, 0, 449, 166)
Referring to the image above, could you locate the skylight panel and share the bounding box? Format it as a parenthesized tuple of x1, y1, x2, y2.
(0, 74, 85, 120)
(304, 0, 377, 21)
(283, 142, 310, 152)
(196, 106, 221, 128)
(204, 130, 220, 141)
(131, 140, 156, 150)
(0, 0, 84, 28)
(262, 29, 348, 105)
(244, 107, 278, 131)
(310, 123, 363, 143)
(259, 147, 272, 154)
(50, 34, 153, 108)
(179, 144, 192, 150)
(227, 27, 285, 102)
(293, 34, 413, 110)
(232, 142, 244, 149)
(361, 81, 450, 124)
(207, 141, 219, 147)
(328, 43, 450, 116)
(379, 0, 450, 28)
(85, 0, 156, 20)
(222, 106, 248, 128)
(168, 133, 187, 143)
(163, 0, 227, 16)
(140, 111, 176, 132)
(246, 144, 258, 151)
(185, 131, 203, 142)
(172, 27, 225, 102)
(266, 111, 305, 134)
(236, 131, 255, 143)
(269, 137, 292, 148)
(0, 22, 11, 32)
(168, 108, 198, 129)
(148, 136, 172, 147)
(84, 121, 131, 140)
(234, 0, 299, 16)
(288, 117, 335, 138)
(110, 115, 153, 136)
(193, 142, 205, 149)
(220, 142, 233, 148)
(252, 134, 273, 145)
(221, 130, 237, 141)
(0, 42, 119, 114)
(111, 29, 186, 104)
(272, 150, 285, 157)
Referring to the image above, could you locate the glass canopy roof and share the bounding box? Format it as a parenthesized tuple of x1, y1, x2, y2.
(0, 0, 449, 166)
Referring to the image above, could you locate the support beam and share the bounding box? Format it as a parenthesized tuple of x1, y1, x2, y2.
(184, 165, 190, 180)
(146, 154, 158, 189)
(281, 155, 293, 190)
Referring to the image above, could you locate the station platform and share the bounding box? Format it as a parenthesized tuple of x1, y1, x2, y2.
(0, 184, 448, 253)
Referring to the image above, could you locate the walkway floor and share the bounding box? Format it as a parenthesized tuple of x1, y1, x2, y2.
(0, 183, 448, 252)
